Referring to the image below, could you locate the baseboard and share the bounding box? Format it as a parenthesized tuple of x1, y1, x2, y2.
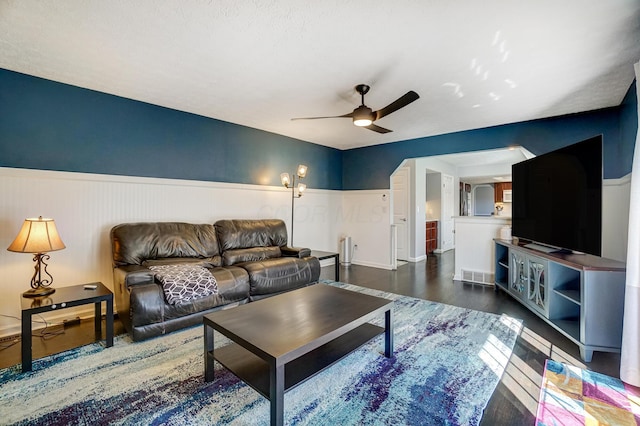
(350, 260, 394, 270)
(434, 247, 453, 254)
(408, 255, 427, 262)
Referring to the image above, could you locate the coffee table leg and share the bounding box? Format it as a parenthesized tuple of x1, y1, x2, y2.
(204, 324, 215, 382)
(106, 297, 114, 347)
(21, 310, 32, 372)
(270, 362, 284, 426)
(94, 302, 102, 340)
(385, 308, 394, 358)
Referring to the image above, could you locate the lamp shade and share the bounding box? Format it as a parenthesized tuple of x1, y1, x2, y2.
(7, 217, 66, 254)
(280, 173, 290, 187)
(296, 164, 308, 178)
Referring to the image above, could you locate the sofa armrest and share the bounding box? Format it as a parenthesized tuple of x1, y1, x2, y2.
(281, 246, 311, 258)
(114, 265, 155, 292)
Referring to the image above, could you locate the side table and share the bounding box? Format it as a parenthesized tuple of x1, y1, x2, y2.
(311, 250, 340, 281)
(21, 282, 114, 372)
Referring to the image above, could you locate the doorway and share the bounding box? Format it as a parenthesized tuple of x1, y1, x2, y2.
(392, 165, 410, 261)
(390, 147, 533, 266)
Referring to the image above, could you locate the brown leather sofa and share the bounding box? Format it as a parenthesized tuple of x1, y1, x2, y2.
(111, 219, 320, 341)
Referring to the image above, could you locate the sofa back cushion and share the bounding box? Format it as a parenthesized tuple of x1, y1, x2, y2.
(111, 222, 222, 267)
(215, 219, 288, 266)
(223, 246, 282, 265)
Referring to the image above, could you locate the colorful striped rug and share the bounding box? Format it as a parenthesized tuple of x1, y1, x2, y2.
(536, 359, 640, 425)
(1, 282, 522, 425)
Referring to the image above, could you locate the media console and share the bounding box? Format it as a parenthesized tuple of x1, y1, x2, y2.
(494, 239, 626, 362)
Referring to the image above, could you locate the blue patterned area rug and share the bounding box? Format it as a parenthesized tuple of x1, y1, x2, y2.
(0, 282, 522, 425)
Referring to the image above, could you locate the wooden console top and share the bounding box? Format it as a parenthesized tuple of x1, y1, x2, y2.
(495, 239, 626, 272)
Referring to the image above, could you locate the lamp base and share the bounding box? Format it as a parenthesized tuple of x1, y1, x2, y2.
(22, 286, 56, 298)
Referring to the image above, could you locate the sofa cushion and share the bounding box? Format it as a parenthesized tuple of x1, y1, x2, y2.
(240, 257, 319, 297)
(215, 219, 288, 251)
(142, 258, 217, 268)
(148, 264, 218, 305)
(222, 246, 281, 266)
(111, 222, 222, 267)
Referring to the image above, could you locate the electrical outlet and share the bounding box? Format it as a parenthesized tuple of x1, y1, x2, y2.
(0, 334, 19, 344)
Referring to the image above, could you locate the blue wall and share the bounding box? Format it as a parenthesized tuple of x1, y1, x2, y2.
(0, 69, 343, 190)
(1, 68, 636, 192)
(619, 81, 638, 174)
(342, 106, 630, 190)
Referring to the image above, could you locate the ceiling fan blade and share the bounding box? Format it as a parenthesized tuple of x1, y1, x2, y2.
(374, 91, 420, 120)
(365, 123, 393, 134)
(291, 112, 353, 121)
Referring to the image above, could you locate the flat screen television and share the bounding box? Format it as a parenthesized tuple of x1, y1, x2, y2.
(511, 135, 602, 256)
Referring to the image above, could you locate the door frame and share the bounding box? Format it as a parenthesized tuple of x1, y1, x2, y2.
(391, 164, 411, 265)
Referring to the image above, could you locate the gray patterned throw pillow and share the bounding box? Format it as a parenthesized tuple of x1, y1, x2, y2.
(148, 264, 218, 305)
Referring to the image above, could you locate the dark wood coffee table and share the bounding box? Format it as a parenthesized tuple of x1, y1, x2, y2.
(203, 284, 393, 426)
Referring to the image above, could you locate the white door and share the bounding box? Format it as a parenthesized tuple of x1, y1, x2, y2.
(441, 174, 455, 251)
(392, 166, 410, 261)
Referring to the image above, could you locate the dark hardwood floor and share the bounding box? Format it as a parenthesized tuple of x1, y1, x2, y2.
(0, 250, 621, 425)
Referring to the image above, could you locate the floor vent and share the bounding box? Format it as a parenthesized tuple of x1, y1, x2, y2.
(461, 270, 495, 285)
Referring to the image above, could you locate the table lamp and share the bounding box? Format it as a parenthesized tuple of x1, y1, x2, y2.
(7, 216, 66, 298)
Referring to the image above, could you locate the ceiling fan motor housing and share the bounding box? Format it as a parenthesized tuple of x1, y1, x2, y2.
(353, 105, 375, 126)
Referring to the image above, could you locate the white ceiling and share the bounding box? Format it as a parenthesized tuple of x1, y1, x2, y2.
(425, 146, 534, 184)
(1, 1, 638, 150)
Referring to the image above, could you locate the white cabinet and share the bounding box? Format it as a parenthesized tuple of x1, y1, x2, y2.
(495, 240, 625, 362)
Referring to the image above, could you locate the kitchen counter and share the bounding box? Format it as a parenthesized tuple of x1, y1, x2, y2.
(454, 215, 511, 222)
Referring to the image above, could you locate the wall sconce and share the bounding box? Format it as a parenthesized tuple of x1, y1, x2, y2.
(7, 216, 66, 298)
(281, 164, 308, 246)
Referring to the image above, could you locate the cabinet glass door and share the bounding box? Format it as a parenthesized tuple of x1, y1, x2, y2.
(528, 261, 548, 316)
(510, 252, 527, 299)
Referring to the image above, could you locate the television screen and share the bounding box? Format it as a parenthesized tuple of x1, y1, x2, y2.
(512, 135, 602, 256)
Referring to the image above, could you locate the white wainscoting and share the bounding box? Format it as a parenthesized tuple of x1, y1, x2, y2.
(339, 190, 394, 270)
(0, 168, 343, 336)
(602, 175, 631, 263)
(1, 168, 627, 337)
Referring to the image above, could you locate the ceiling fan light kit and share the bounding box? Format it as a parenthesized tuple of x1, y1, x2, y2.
(292, 83, 420, 134)
(353, 105, 374, 127)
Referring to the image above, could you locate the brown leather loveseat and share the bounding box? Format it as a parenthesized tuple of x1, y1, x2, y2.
(111, 219, 320, 341)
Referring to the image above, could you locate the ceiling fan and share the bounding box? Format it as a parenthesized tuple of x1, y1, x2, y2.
(292, 84, 420, 133)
